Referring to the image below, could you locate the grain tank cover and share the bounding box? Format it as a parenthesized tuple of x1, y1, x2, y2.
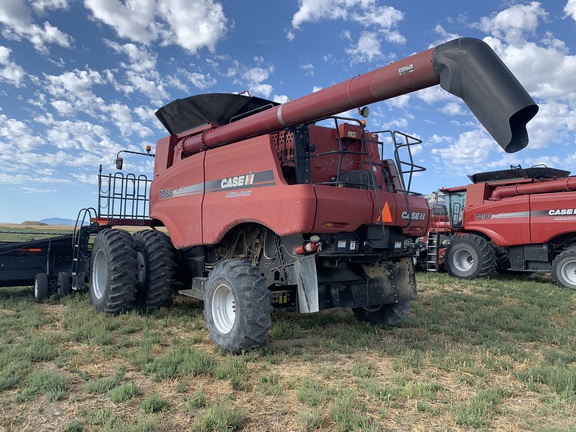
(155, 93, 279, 135)
(468, 166, 570, 184)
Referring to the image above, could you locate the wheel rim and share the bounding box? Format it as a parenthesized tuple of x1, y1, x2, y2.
(211, 282, 236, 334)
(453, 248, 474, 272)
(34, 279, 39, 298)
(92, 249, 108, 299)
(560, 259, 576, 285)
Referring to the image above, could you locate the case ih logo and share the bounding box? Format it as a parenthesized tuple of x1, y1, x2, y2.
(401, 211, 426, 221)
(221, 174, 255, 189)
(548, 208, 576, 216)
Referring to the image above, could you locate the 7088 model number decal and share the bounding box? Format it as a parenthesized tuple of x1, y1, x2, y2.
(158, 188, 173, 200)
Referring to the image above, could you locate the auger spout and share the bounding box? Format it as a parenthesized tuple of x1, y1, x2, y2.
(153, 38, 538, 155)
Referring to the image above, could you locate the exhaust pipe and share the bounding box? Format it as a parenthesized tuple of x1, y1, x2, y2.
(171, 38, 537, 155)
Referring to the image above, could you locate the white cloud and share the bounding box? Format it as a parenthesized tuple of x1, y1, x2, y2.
(478, 1, 547, 44)
(415, 86, 456, 105)
(345, 31, 384, 64)
(431, 129, 498, 174)
(483, 36, 576, 100)
(430, 24, 461, 47)
(439, 101, 468, 117)
(102, 103, 153, 138)
(0, 46, 25, 87)
(291, 0, 405, 49)
(157, 0, 229, 54)
(292, 0, 402, 31)
(0, 114, 45, 151)
(44, 68, 108, 99)
(105, 40, 158, 73)
(124, 71, 168, 105)
(189, 72, 217, 89)
(84, 0, 229, 54)
(226, 64, 275, 98)
(273, 94, 290, 104)
(385, 94, 410, 110)
(84, 0, 158, 44)
(300, 63, 314, 76)
(525, 100, 576, 149)
(31, 0, 70, 14)
(0, 0, 73, 52)
(564, 0, 576, 20)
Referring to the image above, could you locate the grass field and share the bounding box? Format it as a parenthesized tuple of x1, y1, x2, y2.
(0, 270, 574, 432)
(0, 225, 74, 242)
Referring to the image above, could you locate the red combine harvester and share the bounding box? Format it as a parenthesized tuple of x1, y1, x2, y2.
(1, 38, 537, 353)
(425, 165, 576, 290)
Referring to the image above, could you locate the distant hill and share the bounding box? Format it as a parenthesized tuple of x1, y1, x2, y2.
(21, 221, 47, 226)
(38, 218, 77, 226)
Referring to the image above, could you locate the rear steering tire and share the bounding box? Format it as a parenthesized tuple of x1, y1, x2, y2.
(445, 235, 496, 279)
(134, 230, 175, 312)
(552, 249, 576, 290)
(353, 301, 412, 327)
(89, 229, 138, 313)
(204, 259, 273, 354)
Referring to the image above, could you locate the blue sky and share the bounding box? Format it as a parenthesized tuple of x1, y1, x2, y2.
(1, 0, 575, 223)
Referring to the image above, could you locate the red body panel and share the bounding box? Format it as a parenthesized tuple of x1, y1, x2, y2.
(150, 137, 205, 249)
(201, 137, 317, 245)
(530, 191, 576, 244)
(151, 122, 429, 249)
(463, 195, 531, 246)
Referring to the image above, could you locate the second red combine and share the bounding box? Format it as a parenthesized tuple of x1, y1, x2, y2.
(424, 165, 576, 290)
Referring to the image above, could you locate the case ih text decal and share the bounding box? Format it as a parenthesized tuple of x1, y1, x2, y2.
(401, 211, 426, 221)
(159, 170, 276, 200)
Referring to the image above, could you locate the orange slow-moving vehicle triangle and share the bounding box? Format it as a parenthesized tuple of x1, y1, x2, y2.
(377, 202, 393, 223)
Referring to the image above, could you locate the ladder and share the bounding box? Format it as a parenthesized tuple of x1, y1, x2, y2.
(426, 231, 440, 271)
(71, 208, 98, 290)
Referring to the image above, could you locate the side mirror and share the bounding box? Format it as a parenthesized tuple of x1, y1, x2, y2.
(115, 158, 123, 170)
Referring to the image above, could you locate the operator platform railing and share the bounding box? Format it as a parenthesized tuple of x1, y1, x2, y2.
(97, 165, 152, 220)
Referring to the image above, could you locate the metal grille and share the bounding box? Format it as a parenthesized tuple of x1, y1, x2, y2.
(98, 170, 152, 220)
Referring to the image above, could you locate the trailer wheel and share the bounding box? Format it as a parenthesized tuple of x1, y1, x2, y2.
(34, 273, 49, 302)
(56, 272, 71, 298)
(445, 235, 496, 279)
(552, 249, 576, 290)
(89, 229, 138, 313)
(134, 230, 175, 312)
(353, 301, 412, 327)
(204, 260, 273, 354)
